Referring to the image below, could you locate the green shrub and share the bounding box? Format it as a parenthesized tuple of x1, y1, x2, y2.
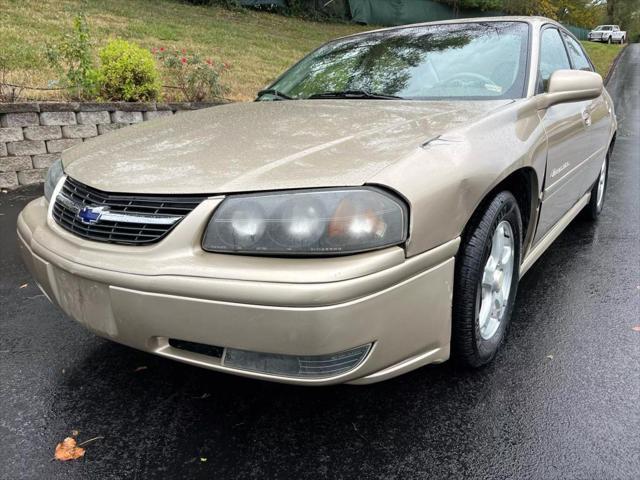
(98, 39, 160, 101)
(45, 14, 99, 100)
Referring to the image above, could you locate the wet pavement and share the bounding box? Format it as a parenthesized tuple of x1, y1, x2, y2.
(1, 45, 639, 479)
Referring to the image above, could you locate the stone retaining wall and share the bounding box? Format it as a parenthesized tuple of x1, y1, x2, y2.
(0, 101, 223, 190)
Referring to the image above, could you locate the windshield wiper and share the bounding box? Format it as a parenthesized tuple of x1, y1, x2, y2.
(256, 89, 293, 101)
(307, 90, 403, 100)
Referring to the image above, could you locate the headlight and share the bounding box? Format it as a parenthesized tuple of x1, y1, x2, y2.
(202, 188, 408, 256)
(44, 159, 64, 202)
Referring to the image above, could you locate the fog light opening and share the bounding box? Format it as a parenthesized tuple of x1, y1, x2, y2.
(168, 338, 225, 358)
(222, 344, 372, 378)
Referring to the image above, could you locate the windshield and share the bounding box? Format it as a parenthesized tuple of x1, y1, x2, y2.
(597, 26, 613, 30)
(263, 21, 530, 101)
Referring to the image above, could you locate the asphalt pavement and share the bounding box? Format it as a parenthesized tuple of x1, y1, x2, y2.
(1, 44, 638, 480)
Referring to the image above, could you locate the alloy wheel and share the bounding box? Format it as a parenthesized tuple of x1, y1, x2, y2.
(597, 157, 607, 210)
(478, 220, 515, 340)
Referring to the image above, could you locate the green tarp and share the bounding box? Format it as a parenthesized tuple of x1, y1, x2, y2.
(349, 0, 501, 26)
(350, 0, 449, 25)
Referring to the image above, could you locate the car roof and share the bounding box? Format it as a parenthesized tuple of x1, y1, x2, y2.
(338, 16, 560, 41)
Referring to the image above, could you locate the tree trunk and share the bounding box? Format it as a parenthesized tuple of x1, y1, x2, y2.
(607, 0, 615, 24)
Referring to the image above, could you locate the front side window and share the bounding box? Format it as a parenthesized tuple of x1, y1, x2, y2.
(264, 22, 530, 101)
(562, 33, 592, 71)
(538, 28, 571, 92)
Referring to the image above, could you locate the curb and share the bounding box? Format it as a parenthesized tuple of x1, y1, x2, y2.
(604, 44, 628, 85)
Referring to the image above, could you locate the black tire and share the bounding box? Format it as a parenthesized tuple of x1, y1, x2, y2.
(452, 191, 522, 368)
(583, 152, 609, 220)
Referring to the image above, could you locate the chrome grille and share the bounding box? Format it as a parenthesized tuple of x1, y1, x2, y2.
(52, 177, 205, 245)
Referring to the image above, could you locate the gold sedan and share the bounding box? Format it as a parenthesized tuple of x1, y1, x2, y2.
(18, 17, 616, 384)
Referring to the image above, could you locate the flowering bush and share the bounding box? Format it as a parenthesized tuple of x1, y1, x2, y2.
(154, 47, 229, 102)
(98, 40, 161, 101)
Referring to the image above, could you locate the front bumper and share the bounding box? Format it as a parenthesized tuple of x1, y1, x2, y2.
(17, 196, 458, 385)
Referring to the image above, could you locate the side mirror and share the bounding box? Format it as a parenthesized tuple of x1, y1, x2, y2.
(536, 69, 603, 109)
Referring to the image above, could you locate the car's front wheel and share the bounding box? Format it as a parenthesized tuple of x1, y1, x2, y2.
(583, 153, 609, 220)
(452, 191, 522, 368)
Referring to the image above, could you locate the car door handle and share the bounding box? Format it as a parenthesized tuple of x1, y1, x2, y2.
(582, 109, 592, 127)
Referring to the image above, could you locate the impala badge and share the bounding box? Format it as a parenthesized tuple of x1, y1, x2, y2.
(551, 162, 570, 178)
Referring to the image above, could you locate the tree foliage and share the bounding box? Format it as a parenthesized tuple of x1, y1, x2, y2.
(436, 0, 638, 38)
(555, 1, 603, 27)
(500, 1, 602, 26)
(502, 0, 557, 17)
(438, 1, 606, 29)
(605, 0, 640, 41)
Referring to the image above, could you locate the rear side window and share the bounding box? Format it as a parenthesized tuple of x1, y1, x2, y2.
(563, 34, 592, 71)
(538, 28, 571, 92)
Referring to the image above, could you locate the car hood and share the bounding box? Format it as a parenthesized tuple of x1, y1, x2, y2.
(63, 99, 512, 194)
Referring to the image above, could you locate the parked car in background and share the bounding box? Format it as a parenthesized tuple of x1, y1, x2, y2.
(588, 25, 626, 43)
(18, 17, 617, 385)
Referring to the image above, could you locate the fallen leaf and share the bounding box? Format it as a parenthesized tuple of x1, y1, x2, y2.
(632, 326, 640, 332)
(19, 284, 28, 289)
(54, 437, 85, 461)
(200, 457, 207, 462)
(71, 430, 79, 437)
(134, 366, 147, 372)
(546, 354, 554, 360)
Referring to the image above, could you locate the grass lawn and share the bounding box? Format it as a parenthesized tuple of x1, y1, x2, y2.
(0, 1, 625, 102)
(581, 41, 626, 79)
(0, 0, 368, 101)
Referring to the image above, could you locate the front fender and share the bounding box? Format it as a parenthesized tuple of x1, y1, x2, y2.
(370, 100, 546, 257)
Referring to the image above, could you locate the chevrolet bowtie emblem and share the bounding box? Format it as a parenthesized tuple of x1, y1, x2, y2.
(77, 205, 109, 224)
